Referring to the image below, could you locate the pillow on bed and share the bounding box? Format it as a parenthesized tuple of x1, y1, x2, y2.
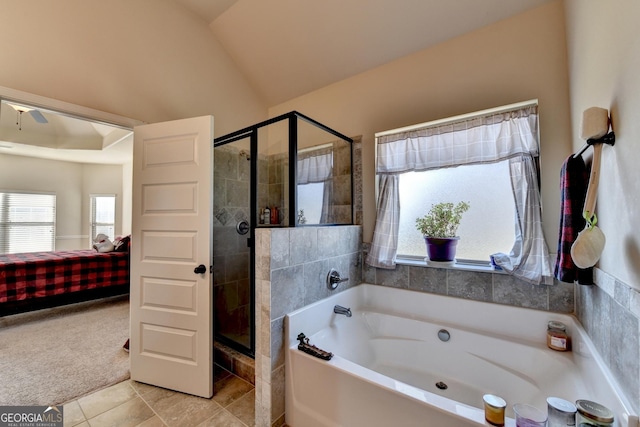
(113, 235, 131, 252)
(93, 234, 115, 253)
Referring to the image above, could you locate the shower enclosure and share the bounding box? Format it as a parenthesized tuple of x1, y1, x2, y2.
(212, 111, 353, 356)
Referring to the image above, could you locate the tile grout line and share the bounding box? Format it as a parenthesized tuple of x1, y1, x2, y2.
(128, 381, 170, 427)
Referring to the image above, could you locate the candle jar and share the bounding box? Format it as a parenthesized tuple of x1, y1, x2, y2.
(547, 321, 570, 351)
(547, 397, 577, 426)
(483, 394, 506, 426)
(575, 400, 614, 427)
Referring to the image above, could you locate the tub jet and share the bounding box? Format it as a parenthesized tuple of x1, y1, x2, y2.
(436, 382, 448, 390)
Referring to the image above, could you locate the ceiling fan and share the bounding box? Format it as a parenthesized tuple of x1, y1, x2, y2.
(2, 100, 49, 130)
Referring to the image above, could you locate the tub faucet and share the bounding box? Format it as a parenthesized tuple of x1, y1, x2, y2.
(334, 305, 352, 317)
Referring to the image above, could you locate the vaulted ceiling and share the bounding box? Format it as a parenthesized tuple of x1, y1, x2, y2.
(0, 0, 551, 164)
(176, 0, 552, 105)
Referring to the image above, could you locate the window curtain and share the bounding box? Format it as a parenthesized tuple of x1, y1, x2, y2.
(367, 106, 552, 285)
(297, 148, 333, 223)
(297, 150, 333, 184)
(490, 154, 553, 285)
(365, 174, 399, 269)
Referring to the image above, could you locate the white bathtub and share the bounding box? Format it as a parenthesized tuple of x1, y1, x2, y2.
(285, 284, 638, 427)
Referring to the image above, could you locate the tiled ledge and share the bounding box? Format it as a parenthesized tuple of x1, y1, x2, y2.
(592, 267, 640, 318)
(363, 258, 575, 314)
(576, 268, 640, 413)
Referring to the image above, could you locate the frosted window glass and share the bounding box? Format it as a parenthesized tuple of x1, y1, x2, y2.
(397, 160, 515, 261)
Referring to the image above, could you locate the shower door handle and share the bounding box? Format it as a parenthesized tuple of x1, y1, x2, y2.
(236, 220, 249, 235)
(194, 264, 207, 274)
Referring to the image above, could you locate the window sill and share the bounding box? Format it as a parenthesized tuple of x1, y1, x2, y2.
(394, 256, 506, 274)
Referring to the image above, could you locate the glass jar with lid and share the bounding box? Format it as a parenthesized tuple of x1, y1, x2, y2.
(547, 320, 570, 351)
(575, 400, 614, 426)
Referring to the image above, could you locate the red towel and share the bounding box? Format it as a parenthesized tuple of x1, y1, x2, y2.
(554, 155, 593, 284)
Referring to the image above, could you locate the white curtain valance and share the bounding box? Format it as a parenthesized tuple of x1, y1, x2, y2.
(376, 106, 538, 174)
(297, 152, 333, 184)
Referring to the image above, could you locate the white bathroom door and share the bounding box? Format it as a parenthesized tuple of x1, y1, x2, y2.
(130, 116, 214, 398)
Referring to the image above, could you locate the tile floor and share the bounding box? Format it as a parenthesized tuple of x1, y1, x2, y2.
(63, 365, 255, 427)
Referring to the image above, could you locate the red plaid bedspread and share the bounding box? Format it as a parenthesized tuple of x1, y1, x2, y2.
(0, 250, 129, 303)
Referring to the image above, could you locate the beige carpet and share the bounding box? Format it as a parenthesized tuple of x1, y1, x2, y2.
(0, 295, 130, 406)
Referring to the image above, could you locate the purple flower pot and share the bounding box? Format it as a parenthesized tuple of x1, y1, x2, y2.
(424, 237, 459, 262)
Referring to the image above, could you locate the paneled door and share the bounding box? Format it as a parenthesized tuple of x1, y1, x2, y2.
(130, 116, 214, 398)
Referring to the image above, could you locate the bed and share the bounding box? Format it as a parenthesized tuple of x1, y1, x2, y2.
(0, 249, 130, 316)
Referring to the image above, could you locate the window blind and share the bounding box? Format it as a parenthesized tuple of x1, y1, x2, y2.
(0, 192, 56, 254)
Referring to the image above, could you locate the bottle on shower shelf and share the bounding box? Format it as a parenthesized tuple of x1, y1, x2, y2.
(264, 206, 271, 225)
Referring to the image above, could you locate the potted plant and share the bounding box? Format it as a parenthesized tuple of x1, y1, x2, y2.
(415, 201, 470, 262)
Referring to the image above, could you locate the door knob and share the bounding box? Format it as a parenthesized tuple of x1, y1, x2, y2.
(194, 264, 207, 274)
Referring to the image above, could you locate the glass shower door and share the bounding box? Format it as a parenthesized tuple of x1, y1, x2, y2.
(213, 139, 253, 354)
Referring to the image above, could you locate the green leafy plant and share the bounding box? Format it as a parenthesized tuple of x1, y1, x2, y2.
(415, 202, 470, 238)
(297, 209, 307, 225)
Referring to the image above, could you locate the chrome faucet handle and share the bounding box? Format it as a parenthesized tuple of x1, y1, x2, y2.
(327, 268, 349, 290)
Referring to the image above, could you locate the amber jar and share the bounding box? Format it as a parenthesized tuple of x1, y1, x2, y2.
(547, 321, 570, 351)
(483, 394, 506, 426)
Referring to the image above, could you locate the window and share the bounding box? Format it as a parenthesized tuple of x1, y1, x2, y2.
(368, 101, 552, 285)
(90, 195, 116, 241)
(297, 182, 324, 224)
(397, 161, 516, 261)
(0, 192, 56, 254)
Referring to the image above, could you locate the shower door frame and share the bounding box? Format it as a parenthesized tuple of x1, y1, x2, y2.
(212, 131, 257, 357)
(214, 111, 354, 358)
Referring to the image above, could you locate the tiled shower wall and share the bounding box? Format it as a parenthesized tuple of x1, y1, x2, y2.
(254, 226, 362, 427)
(213, 146, 251, 345)
(264, 152, 286, 226)
(330, 141, 353, 224)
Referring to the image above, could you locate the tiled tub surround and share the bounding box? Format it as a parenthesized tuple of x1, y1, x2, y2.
(576, 268, 640, 415)
(285, 284, 637, 427)
(254, 225, 362, 427)
(362, 260, 575, 313)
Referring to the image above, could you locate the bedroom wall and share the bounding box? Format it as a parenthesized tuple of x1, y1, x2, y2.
(0, 0, 266, 137)
(268, 0, 571, 248)
(0, 153, 123, 251)
(81, 163, 125, 242)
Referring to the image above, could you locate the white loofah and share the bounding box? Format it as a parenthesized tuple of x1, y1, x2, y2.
(571, 225, 606, 269)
